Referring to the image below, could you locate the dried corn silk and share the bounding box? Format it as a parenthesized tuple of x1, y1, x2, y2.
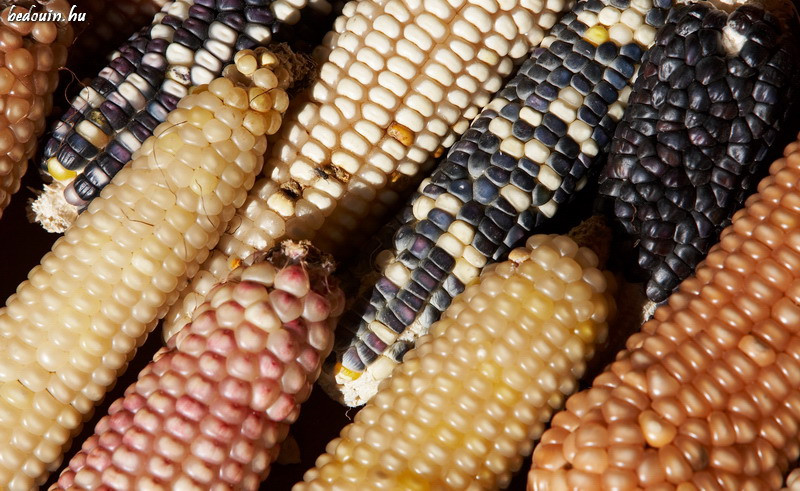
(161, 0, 571, 341)
(0, 1, 72, 219)
(529, 135, 800, 489)
(298, 221, 615, 490)
(323, 0, 673, 407)
(0, 46, 308, 489)
(34, 0, 337, 231)
(52, 242, 344, 490)
(599, 0, 800, 303)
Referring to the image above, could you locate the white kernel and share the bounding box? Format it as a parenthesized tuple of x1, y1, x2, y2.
(319, 63, 341, 85)
(309, 124, 336, 149)
(425, 62, 454, 86)
(356, 47, 385, 71)
(500, 138, 524, 159)
(413, 80, 444, 104)
(540, 200, 557, 218)
(417, 13, 447, 40)
(328, 47, 350, 68)
(620, 10, 643, 29)
(452, 19, 480, 43)
(447, 88, 469, 109)
(338, 78, 364, 101)
(525, 139, 550, 164)
(576, 9, 598, 26)
(549, 100, 576, 123)
(488, 118, 513, 139)
(567, 120, 592, 143)
(362, 103, 391, 127)
(609, 23, 633, 45)
(598, 6, 620, 26)
(538, 165, 561, 191)
(385, 0, 410, 21)
(501, 185, 532, 213)
(349, 61, 374, 85)
(387, 56, 417, 80)
(404, 24, 433, 51)
(463, 6, 492, 33)
(354, 120, 383, 144)
(494, 14, 519, 41)
(438, 233, 464, 257)
(378, 71, 408, 97)
(330, 151, 360, 175)
(435, 194, 462, 215)
(334, 97, 357, 120)
(375, 14, 402, 38)
(634, 25, 656, 47)
(520, 107, 542, 127)
(581, 139, 599, 157)
(208, 21, 237, 45)
(369, 86, 398, 111)
(395, 39, 425, 65)
(301, 141, 327, 164)
(559, 87, 583, 108)
(367, 151, 394, 174)
(405, 94, 435, 117)
(433, 48, 463, 73)
(395, 107, 425, 133)
(341, 130, 369, 156)
(486, 34, 511, 57)
(365, 31, 392, 54)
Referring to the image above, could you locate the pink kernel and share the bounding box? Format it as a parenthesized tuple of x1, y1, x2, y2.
(266, 393, 296, 422)
(178, 333, 207, 356)
(164, 414, 198, 442)
(210, 398, 248, 424)
(231, 438, 256, 463)
(220, 376, 251, 406)
(170, 352, 198, 375)
(108, 410, 134, 434)
(207, 329, 237, 357)
(226, 351, 258, 381)
(250, 378, 280, 412)
(198, 351, 226, 380)
(121, 427, 152, 453)
(302, 291, 330, 322)
(306, 320, 332, 351)
(216, 300, 246, 328)
(97, 431, 123, 451)
(221, 460, 245, 484)
(258, 351, 284, 379)
(269, 290, 303, 323)
(274, 265, 310, 297)
(191, 310, 219, 336)
(240, 412, 265, 440)
(185, 374, 215, 401)
(297, 346, 320, 373)
(85, 447, 112, 471)
(267, 329, 298, 363)
(200, 415, 235, 442)
(176, 395, 207, 422)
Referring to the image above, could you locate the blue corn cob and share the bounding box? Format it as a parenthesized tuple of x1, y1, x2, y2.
(321, 0, 674, 407)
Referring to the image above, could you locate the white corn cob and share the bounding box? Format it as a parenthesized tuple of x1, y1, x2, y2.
(0, 46, 309, 489)
(161, 0, 573, 341)
(52, 242, 344, 490)
(296, 218, 616, 490)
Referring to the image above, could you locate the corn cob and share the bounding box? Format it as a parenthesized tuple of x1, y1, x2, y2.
(0, 1, 73, 220)
(296, 219, 615, 490)
(529, 135, 800, 489)
(160, 0, 571, 343)
(0, 46, 310, 489)
(69, 0, 169, 76)
(598, 0, 800, 304)
(51, 242, 344, 491)
(33, 0, 336, 232)
(321, 0, 674, 407)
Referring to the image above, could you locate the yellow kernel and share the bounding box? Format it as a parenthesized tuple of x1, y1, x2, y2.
(584, 25, 609, 46)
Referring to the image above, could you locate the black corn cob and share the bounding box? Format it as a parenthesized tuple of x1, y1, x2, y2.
(320, 0, 675, 407)
(34, 0, 338, 232)
(598, 0, 800, 303)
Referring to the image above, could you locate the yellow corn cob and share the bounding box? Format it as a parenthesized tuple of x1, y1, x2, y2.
(296, 218, 615, 490)
(0, 1, 72, 219)
(161, 0, 572, 341)
(0, 46, 310, 489)
(52, 242, 344, 490)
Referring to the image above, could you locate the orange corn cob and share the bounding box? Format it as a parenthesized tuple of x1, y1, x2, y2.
(0, 0, 72, 219)
(530, 135, 800, 489)
(52, 242, 344, 490)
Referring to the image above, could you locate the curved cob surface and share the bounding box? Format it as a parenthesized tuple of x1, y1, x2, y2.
(787, 470, 800, 490)
(0, 46, 309, 489)
(322, 0, 674, 407)
(69, 0, 169, 76)
(296, 219, 615, 490)
(52, 242, 344, 491)
(0, 1, 72, 219)
(33, 0, 336, 232)
(160, 0, 570, 342)
(599, 0, 800, 303)
(529, 135, 800, 489)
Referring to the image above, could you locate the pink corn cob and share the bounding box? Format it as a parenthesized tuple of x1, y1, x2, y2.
(51, 241, 344, 490)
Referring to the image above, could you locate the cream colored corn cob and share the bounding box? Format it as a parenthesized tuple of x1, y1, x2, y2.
(162, 0, 572, 341)
(0, 46, 309, 489)
(0, 0, 72, 219)
(52, 242, 344, 490)
(296, 218, 615, 490)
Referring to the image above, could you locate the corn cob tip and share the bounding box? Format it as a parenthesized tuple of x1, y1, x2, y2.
(28, 180, 76, 233)
(566, 215, 612, 268)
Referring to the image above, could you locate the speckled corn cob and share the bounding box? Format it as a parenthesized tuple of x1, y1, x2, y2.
(322, 0, 674, 407)
(529, 135, 800, 489)
(51, 242, 344, 491)
(0, 47, 309, 489)
(160, 0, 571, 343)
(599, 0, 800, 304)
(0, 1, 72, 219)
(70, 0, 168, 74)
(297, 219, 615, 490)
(33, 0, 336, 232)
